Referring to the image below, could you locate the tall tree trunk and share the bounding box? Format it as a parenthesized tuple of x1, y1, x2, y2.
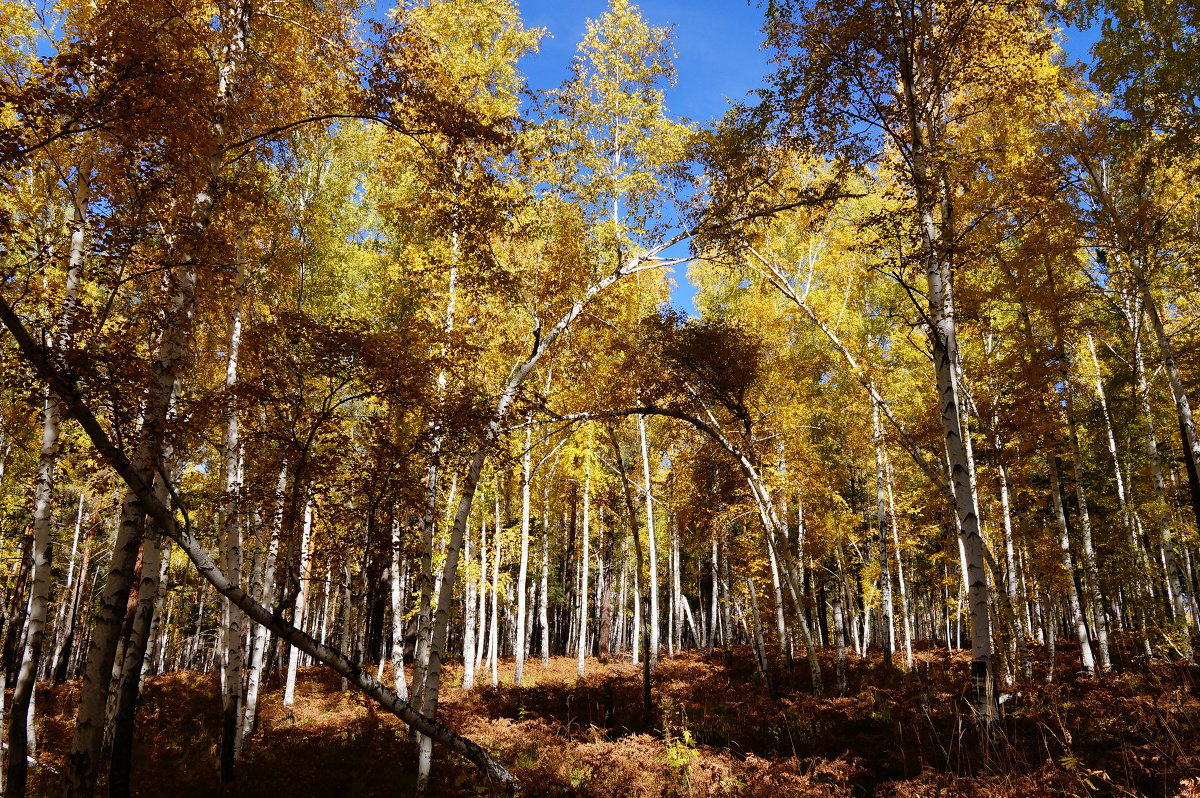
(462, 513, 477, 690)
(107, 523, 165, 798)
(765, 527, 790, 663)
(5, 389, 61, 798)
(637, 416, 660, 671)
(46, 495, 85, 682)
(608, 423, 651, 710)
(218, 253, 247, 786)
(6, 153, 89, 795)
(539, 489, 550, 667)
(577, 461, 590, 678)
(873, 403, 895, 667)
(1051, 460, 1095, 675)
(1127, 255, 1200, 538)
(514, 424, 533, 686)
(1064, 389, 1112, 671)
(64, 1, 247, 789)
(597, 521, 614, 663)
(745, 576, 772, 695)
(390, 520, 410, 699)
(488, 495, 501, 688)
(283, 499, 313, 713)
(238, 467, 284, 752)
(1130, 306, 1195, 651)
(671, 517, 684, 654)
(475, 513, 488, 672)
(53, 505, 96, 684)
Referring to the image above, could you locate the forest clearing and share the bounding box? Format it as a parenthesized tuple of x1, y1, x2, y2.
(2, 0, 1200, 795)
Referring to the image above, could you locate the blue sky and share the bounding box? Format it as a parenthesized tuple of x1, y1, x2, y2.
(512, 2, 1099, 315)
(515, 1, 770, 124)
(514, 1, 770, 315)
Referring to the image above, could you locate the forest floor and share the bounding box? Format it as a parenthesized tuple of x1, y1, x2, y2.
(24, 644, 1200, 797)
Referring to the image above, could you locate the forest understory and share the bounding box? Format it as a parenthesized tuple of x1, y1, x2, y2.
(22, 648, 1200, 798)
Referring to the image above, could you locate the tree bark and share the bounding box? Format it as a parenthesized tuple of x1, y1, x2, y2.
(577, 461, 590, 677)
(514, 424, 533, 686)
(283, 499, 313, 711)
(1051, 460, 1095, 675)
(637, 416, 660, 671)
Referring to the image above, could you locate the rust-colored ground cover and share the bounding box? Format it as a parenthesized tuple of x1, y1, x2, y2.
(24, 645, 1200, 796)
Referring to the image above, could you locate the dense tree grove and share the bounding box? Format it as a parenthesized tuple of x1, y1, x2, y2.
(0, 0, 1198, 794)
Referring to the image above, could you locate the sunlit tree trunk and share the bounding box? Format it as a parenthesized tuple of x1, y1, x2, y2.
(707, 538, 718, 655)
(46, 495, 85, 682)
(514, 425, 533, 686)
(6, 156, 89, 798)
(873, 403, 895, 667)
(1128, 301, 1195, 650)
(577, 461, 590, 678)
(218, 253, 247, 785)
(64, 1, 248, 789)
(475, 513, 488, 672)
(283, 500, 313, 712)
(239, 467, 284, 752)
(488, 495, 501, 688)
(745, 576, 771, 693)
(539, 489, 550, 667)
(832, 575, 848, 696)
(637, 416, 660, 670)
(462, 513, 477, 690)
(390, 520, 410, 699)
(671, 517, 684, 653)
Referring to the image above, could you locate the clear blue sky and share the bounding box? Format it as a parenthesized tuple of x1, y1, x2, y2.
(514, 1, 770, 315)
(511, 2, 1099, 315)
(515, 1, 770, 123)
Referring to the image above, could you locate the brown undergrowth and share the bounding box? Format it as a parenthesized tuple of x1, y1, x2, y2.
(22, 643, 1200, 797)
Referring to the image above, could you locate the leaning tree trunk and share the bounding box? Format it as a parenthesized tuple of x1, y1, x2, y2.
(64, 1, 249, 791)
(5, 150, 89, 798)
(1128, 292, 1195, 653)
(408, 256, 652, 787)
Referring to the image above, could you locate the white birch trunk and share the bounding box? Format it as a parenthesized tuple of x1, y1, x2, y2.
(637, 415, 659, 669)
(539, 503, 550, 667)
(283, 500, 313, 709)
(462, 513, 477, 690)
(390, 520, 409, 700)
(577, 461, 590, 678)
(514, 424, 532, 686)
(238, 467, 284, 752)
(873, 403, 895, 666)
(218, 253, 247, 782)
(475, 513, 488, 672)
(489, 495, 501, 688)
(1050, 462, 1095, 675)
